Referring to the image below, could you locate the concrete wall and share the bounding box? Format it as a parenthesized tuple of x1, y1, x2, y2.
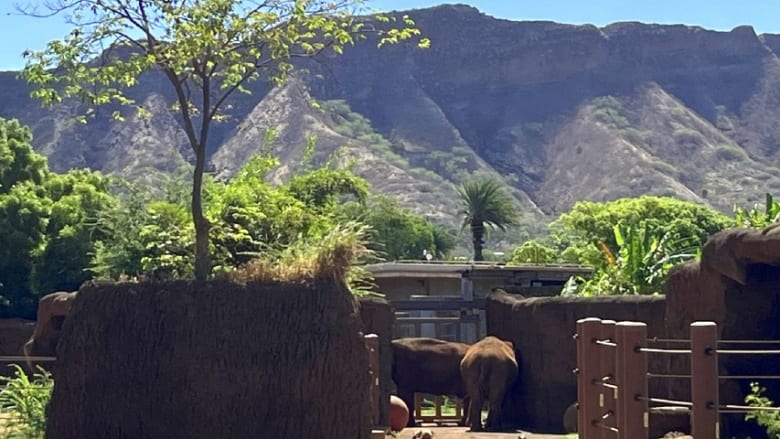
(374, 277, 461, 301)
(485, 291, 670, 433)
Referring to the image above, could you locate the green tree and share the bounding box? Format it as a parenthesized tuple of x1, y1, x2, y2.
(510, 240, 558, 264)
(0, 182, 50, 315)
(431, 224, 458, 259)
(0, 118, 47, 193)
(551, 195, 730, 266)
(456, 175, 518, 261)
(341, 195, 454, 261)
(31, 170, 118, 295)
(21, 0, 428, 280)
(0, 118, 118, 317)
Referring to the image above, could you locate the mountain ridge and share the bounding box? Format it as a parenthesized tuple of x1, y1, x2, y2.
(3, 3, 780, 228)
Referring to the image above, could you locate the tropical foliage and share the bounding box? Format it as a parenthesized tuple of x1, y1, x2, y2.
(456, 175, 518, 261)
(509, 240, 558, 264)
(0, 118, 117, 317)
(733, 193, 780, 228)
(0, 364, 53, 439)
(340, 195, 457, 261)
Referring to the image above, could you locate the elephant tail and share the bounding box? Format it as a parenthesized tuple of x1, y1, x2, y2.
(22, 339, 34, 373)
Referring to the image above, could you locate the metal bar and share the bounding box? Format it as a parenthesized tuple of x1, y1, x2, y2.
(0, 356, 56, 362)
(718, 339, 780, 345)
(395, 317, 473, 323)
(390, 300, 485, 311)
(638, 347, 691, 354)
(720, 375, 780, 380)
(719, 404, 780, 412)
(717, 349, 780, 355)
(646, 373, 691, 379)
(637, 396, 693, 407)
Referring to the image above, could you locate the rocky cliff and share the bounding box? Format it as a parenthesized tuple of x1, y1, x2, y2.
(3, 3, 780, 226)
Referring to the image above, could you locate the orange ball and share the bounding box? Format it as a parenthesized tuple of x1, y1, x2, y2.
(389, 395, 410, 431)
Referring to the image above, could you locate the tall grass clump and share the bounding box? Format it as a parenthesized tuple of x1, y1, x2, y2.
(228, 221, 378, 295)
(0, 364, 53, 439)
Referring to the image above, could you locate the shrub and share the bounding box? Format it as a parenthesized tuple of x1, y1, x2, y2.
(744, 381, 780, 438)
(622, 128, 650, 146)
(673, 128, 706, 147)
(715, 144, 748, 161)
(0, 364, 53, 439)
(650, 160, 679, 177)
(592, 96, 630, 129)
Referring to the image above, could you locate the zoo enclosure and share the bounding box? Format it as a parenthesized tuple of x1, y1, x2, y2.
(575, 317, 780, 439)
(391, 298, 479, 424)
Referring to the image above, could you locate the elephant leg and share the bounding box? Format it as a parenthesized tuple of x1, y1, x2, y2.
(485, 392, 505, 432)
(468, 394, 484, 432)
(458, 395, 471, 427)
(398, 389, 417, 427)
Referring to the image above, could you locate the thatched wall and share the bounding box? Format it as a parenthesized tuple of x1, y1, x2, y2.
(357, 295, 395, 427)
(46, 279, 372, 439)
(485, 291, 669, 433)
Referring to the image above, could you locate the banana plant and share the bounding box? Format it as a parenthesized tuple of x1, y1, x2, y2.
(733, 193, 780, 228)
(575, 221, 697, 295)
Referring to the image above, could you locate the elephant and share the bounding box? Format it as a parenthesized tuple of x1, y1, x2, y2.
(22, 291, 77, 372)
(460, 335, 518, 432)
(391, 337, 471, 427)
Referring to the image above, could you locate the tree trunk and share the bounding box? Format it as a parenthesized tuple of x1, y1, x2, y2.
(192, 144, 211, 281)
(471, 222, 485, 261)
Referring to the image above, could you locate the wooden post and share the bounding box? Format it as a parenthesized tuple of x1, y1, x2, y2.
(365, 334, 380, 426)
(615, 322, 648, 439)
(690, 321, 719, 439)
(577, 317, 603, 439)
(599, 320, 617, 439)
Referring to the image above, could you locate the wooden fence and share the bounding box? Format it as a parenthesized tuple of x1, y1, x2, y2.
(576, 318, 780, 438)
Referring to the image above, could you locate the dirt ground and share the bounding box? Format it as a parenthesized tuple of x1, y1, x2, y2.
(390, 427, 574, 439)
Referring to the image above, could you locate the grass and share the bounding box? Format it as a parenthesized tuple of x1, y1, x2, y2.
(227, 221, 378, 294)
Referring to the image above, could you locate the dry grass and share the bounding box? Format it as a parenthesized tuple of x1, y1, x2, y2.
(227, 221, 378, 292)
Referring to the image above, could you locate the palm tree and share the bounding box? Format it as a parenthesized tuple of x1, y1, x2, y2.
(456, 175, 518, 261)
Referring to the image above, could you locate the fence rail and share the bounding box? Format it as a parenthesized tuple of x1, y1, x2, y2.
(0, 356, 56, 363)
(413, 393, 465, 424)
(576, 318, 780, 439)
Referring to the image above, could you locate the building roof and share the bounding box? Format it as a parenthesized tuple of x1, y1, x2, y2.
(365, 261, 593, 279)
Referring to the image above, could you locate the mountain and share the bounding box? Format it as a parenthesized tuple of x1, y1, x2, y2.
(3, 3, 780, 229)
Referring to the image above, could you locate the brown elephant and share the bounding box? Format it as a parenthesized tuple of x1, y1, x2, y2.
(22, 291, 77, 372)
(391, 337, 471, 427)
(460, 335, 518, 432)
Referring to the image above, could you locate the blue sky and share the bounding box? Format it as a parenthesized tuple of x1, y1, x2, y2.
(2, 0, 779, 70)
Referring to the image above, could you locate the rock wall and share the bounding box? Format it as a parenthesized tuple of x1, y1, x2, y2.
(485, 291, 669, 433)
(0, 318, 34, 376)
(664, 225, 780, 438)
(46, 279, 373, 439)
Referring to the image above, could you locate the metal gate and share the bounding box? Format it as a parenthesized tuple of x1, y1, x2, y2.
(390, 296, 483, 344)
